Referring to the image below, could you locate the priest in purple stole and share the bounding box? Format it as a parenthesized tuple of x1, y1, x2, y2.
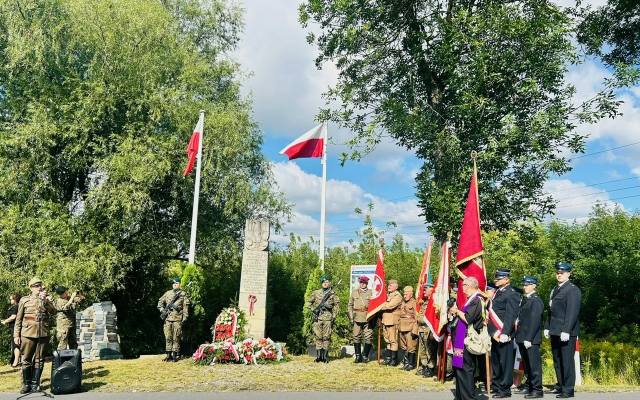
(450, 277, 485, 400)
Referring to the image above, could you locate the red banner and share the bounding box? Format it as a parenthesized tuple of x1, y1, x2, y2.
(455, 161, 487, 306)
(367, 249, 387, 320)
(425, 240, 450, 341)
(415, 243, 432, 312)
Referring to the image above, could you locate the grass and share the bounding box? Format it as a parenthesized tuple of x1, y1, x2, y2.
(0, 355, 638, 393)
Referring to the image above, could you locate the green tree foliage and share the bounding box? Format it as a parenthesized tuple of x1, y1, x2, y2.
(0, 0, 287, 357)
(299, 0, 620, 239)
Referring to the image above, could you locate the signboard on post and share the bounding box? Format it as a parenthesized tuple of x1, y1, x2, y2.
(350, 265, 376, 291)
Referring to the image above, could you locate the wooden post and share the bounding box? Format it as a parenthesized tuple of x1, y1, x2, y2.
(438, 332, 448, 383)
(485, 352, 491, 393)
(377, 318, 382, 363)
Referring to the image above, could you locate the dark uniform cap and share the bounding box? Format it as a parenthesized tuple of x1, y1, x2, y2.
(423, 282, 434, 288)
(320, 274, 331, 283)
(555, 262, 573, 272)
(523, 276, 538, 285)
(55, 286, 68, 295)
(358, 276, 370, 283)
(494, 269, 511, 279)
(172, 277, 181, 284)
(486, 283, 496, 290)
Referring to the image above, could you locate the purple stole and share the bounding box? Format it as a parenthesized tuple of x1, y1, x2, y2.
(453, 292, 479, 369)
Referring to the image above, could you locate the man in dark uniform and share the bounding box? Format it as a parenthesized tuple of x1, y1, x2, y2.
(515, 276, 544, 399)
(545, 262, 581, 398)
(488, 269, 520, 398)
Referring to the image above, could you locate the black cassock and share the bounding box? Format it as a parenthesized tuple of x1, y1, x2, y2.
(548, 281, 582, 396)
(515, 292, 544, 395)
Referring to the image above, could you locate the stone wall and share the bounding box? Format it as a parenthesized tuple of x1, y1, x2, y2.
(76, 301, 122, 360)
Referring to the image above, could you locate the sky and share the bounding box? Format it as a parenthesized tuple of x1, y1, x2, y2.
(233, 0, 640, 249)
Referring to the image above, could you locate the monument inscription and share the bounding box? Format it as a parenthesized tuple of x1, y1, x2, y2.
(238, 219, 269, 339)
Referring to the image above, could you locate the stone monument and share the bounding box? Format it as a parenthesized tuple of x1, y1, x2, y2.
(238, 219, 270, 339)
(76, 301, 122, 361)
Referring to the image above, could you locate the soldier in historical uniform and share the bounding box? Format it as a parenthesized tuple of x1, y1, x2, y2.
(416, 282, 438, 377)
(348, 275, 372, 363)
(54, 286, 84, 350)
(488, 269, 521, 398)
(13, 277, 57, 394)
(398, 286, 418, 370)
(515, 276, 544, 399)
(380, 279, 402, 366)
(545, 262, 581, 398)
(307, 274, 340, 363)
(157, 277, 190, 362)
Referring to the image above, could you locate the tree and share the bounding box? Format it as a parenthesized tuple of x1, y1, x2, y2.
(299, 0, 619, 239)
(0, 0, 287, 356)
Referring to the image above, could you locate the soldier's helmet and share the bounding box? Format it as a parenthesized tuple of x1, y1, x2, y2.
(28, 277, 43, 287)
(54, 286, 68, 295)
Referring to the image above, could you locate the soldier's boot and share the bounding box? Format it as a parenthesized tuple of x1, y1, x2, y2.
(172, 351, 179, 362)
(405, 352, 416, 371)
(31, 367, 43, 392)
(20, 368, 31, 394)
(322, 349, 329, 363)
(354, 343, 362, 363)
(362, 343, 372, 363)
(422, 366, 434, 378)
(315, 349, 322, 362)
(163, 351, 172, 362)
(399, 353, 408, 369)
(390, 351, 400, 366)
(382, 349, 392, 365)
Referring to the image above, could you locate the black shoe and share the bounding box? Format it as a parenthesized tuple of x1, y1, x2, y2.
(525, 392, 544, 399)
(362, 343, 371, 363)
(20, 368, 31, 394)
(445, 370, 454, 381)
(399, 353, 408, 369)
(31, 367, 43, 392)
(403, 353, 416, 371)
(549, 386, 562, 394)
(493, 394, 511, 399)
(163, 351, 172, 362)
(556, 392, 574, 399)
(382, 349, 392, 365)
(422, 367, 434, 378)
(354, 343, 362, 363)
(390, 350, 400, 366)
(315, 349, 322, 362)
(172, 351, 180, 362)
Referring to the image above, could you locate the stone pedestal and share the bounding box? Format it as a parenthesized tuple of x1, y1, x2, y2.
(76, 301, 122, 360)
(238, 219, 270, 339)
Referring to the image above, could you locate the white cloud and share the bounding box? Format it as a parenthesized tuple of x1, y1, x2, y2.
(545, 179, 619, 222)
(552, 0, 607, 8)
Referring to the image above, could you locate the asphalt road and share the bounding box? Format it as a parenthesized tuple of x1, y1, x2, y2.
(0, 392, 638, 400)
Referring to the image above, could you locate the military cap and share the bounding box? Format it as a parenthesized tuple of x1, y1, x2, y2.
(555, 262, 573, 272)
(423, 282, 434, 288)
(388, 279, 398, 285)
(320, 274, 331, 283)
(494, 269, 511, 279)
(54, 286, 68, 295)
(523, 276, 538, 285)
(358, 276, 370, 283)
(172, 277, 181, 284)
(486, 283, 496, 290)
(28, 277, 43, 287)
(403, 285, 414, 293)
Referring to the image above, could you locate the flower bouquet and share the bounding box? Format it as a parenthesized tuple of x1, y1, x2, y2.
(212, 307, 246, 342)
(193, 337, 289, 365)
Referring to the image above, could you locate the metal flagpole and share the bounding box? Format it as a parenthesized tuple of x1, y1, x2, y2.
(319, 122, 327, 271)
(188, 110, 204, 265)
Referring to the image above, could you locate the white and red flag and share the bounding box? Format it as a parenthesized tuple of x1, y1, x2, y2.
(367, 249, 387, 320)
(455, 161, 487, 307)
(183, 113, 203, 176)
(425, 240, 451, 341)
(279, 123, 326, 160)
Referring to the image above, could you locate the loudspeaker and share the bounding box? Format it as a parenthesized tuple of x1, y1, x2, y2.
(51, 349, 82, 395)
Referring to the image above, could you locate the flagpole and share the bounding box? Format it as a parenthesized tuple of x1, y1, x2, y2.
(188, 110, 205, 265)
(319, 122, 327, 271)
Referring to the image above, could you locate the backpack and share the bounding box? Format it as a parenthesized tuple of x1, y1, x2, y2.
(464, 300, 491, 355)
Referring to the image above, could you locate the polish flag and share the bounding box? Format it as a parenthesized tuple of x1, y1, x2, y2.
(425, 240, 450, 341)
(279, 123, 326, 160)
(183, 114, 203, 176)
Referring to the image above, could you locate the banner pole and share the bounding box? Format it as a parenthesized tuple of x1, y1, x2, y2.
(318, 122, 327, 271)
(188, 110, 204, 265)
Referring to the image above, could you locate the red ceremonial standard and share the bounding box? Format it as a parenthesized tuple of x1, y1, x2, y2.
(425, 240, 450, 341)
(415, 243, 432, 312)
(183, 114, 203, 176)
(455, 162, 487, 307)
(279, 123, 326, 160)
(366, 249, 387, 320)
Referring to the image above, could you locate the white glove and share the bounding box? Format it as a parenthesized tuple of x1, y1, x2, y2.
(543, 329, 549, 339)
(524, 341, 532, 349)
(560, 332, 570, 342)
(499, 334, 510, 343)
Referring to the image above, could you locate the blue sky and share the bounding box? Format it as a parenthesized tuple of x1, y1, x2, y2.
(234, 0, 640, 248)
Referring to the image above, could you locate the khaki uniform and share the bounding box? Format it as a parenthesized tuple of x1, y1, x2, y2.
(348, 288, 373, 344)
(54, 294, 81, 350)
(417, 300, 438, 369)
(13, 294, 57, 369)
(399, 297, 418, 353)
(307, 288, 340, 351)
(380, 290, 402, 351)
(157, 289, 189, 353)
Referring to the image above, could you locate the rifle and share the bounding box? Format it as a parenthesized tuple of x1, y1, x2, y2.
(160, 290, 184, 321)
(311, 279, 341, 322)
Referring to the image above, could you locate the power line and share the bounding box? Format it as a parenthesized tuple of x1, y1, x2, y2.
(555, 184, 640, 202)
(570, 140, 640, 161)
